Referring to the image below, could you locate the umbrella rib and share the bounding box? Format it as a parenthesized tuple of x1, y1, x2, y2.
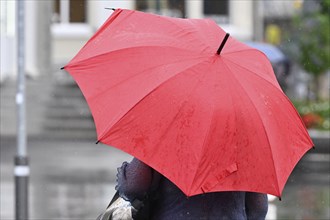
(222, 48, 283, 89)
(221, 59, 281, 195)
(189, 101, 216, 193)
(66, 45, 205, 70)
(226, 46, 285, 64)
(69, 46, 207, 108)
(186, 62, 220, 194)
(223, 48, 265, 56)
(149, 75, 207, 168)
(89, 53, 207, 111)
(145, 59, 215, 194)
(153, 16, 215, 54)
(68, 9, 126, 62)
(222, 56, 283, 93)
(97, 57, 210, 142)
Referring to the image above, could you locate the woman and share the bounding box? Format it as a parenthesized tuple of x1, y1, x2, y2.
(103, 157, 268, 220)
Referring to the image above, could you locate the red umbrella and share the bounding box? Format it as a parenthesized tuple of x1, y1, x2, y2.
(63, 9, 313, 197)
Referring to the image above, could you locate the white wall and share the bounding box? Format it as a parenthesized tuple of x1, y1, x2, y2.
(88, 0, 135, 29)
(0, 0, 16, 82)
(25, 1, 38, 77)
(52, 24, 93, 64)
(229, 0, 253, 40)
(53, 0, 135, 64)
(0, 0, 256, 81)
(184, 0, 254, 41)
(185, 0, 203, 18)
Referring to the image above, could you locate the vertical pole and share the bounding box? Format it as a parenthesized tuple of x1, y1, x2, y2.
(15, 0, 29, 219)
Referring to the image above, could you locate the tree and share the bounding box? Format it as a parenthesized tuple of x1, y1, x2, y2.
(289, 0, 330, 99)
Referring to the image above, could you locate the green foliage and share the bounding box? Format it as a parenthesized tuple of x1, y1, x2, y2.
(291, 0, 330, 76)
(293, 100, 330, 130)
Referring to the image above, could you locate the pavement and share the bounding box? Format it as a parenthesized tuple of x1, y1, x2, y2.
(1, 74, 329, 219)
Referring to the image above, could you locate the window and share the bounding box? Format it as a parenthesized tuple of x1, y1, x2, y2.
(53, 0, 86, 23)
(52, 0, 92, 38)
(203, 0, 229, 23)
(204, 0, 229, 16)
(136, 0, 185, 18)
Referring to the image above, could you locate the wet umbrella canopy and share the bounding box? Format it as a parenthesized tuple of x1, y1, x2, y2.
(63, 9, 313, 197)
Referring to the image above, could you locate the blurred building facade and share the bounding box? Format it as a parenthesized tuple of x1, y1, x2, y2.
(1, 0, 302, 82)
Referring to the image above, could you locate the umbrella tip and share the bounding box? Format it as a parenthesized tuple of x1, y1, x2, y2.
(60, 67, 65, 70)
(95, 140, 100, 144)
(217, 33, 230, 55)
(105, 7, 116, 11)
(278, 197, 282, 201)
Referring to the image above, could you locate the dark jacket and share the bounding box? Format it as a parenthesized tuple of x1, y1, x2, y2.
(116, 158, 268, 220)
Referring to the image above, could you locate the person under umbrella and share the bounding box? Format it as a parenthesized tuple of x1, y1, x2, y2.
(97, 157, 268, 220)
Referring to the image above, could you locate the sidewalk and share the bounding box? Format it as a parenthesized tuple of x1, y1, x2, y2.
(0, 134, 132, 219)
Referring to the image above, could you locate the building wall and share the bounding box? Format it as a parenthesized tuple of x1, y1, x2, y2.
(1, 0, 52, 82)
(52, 0, 134, 65)
(26, 1, 52, 77)
(229, 0, 253, 40)
(0, 0, 16, 82)
(184, 0, 254, 41)
(53, 0, 254, 65)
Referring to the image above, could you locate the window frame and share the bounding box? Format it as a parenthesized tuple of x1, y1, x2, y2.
(52, 0, 92, 39)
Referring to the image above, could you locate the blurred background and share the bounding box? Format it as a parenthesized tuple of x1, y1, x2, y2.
(1, 0, 329, 219)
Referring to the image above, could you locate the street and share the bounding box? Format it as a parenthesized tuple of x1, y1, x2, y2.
(1, 135, 329, 220)
(1, 136, 132, 219)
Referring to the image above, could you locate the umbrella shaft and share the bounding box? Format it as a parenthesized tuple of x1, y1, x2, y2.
(217, 33, 230, 55)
